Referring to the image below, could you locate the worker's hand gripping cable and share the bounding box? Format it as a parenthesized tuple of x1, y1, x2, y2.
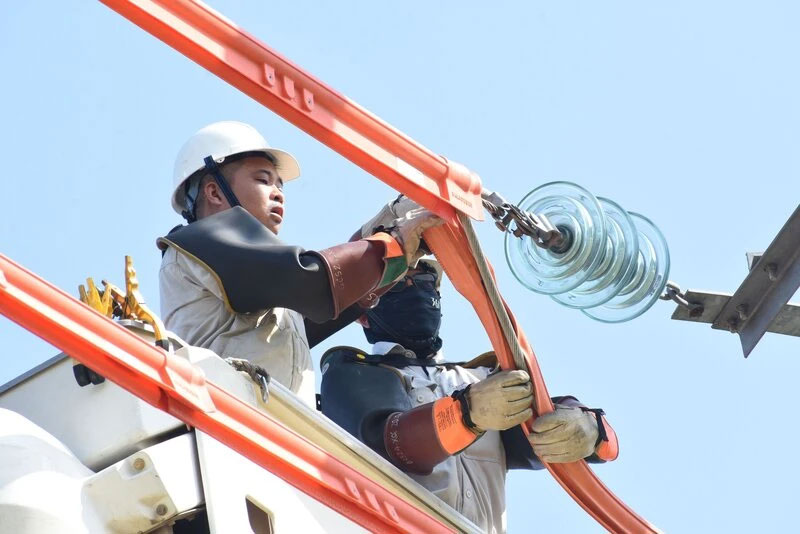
(531, 408, 598, 462)
(355, 195, 443, 309)
(359, 194, 424, 238)
(529, 404, 617, 463)
(451, 370, 534, 434)
(361, 195, 444, 267)
(390, 208, 443, 266)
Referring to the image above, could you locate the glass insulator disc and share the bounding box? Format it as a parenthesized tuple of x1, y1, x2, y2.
(505, 182, 606, 295)
(582, 212, 670, 323)
(552, 197, 639, 309)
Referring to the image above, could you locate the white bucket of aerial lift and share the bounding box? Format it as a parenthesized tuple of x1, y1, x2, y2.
(0, 409, 98, 534)
(0, 409, 203, 534)
(0, 326, 377, 534)
(0, 322, 186, 470)
(171, 120, 301, 215)
(0, 321, 484, 533)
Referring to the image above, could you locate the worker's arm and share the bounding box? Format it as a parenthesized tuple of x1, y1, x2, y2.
(157, 207, 409, 323)
(320, 348, 480, 475)
(320, 349, 411, 462)
(304, 199, 433, 346)
(301, 202, 422, 347)
(320, 351, 533, 475)
(303, 304, 366, 348)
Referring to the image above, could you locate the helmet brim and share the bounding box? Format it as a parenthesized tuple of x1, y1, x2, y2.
(262, 148, 300, 182)
(171, 147, 301, 215)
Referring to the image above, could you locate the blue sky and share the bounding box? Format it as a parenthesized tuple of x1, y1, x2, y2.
(2, 1, 799, 532)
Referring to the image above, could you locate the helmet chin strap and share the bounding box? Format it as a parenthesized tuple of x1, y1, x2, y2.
(180, 156, 241, 223)
(204, 155, 242, 210)
(181, 178, 201, 223)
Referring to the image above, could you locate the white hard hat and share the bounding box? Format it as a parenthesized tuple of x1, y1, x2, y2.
(171, 121, 301, 215)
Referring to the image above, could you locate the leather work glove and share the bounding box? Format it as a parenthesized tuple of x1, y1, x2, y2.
(465, 370, 534, 432)
(391, 207, 443, 265)
(528, 404, 599, 463)
(359, 194, 420, 238)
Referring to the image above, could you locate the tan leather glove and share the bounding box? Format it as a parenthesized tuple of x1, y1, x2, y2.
(391, 207, 443, 265)
(359, 195, 420, 238)
(465, 370, 534, 432)
(528, 404, 599, 463)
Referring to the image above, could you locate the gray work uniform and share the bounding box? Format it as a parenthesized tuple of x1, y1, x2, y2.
(159, 246, 316, 406)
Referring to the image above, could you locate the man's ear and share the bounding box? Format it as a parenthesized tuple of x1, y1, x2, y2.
(356, 315, 369, 328)
(202, 180, 226, 208)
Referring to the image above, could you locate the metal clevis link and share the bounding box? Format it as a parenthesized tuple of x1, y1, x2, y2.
(481, 189, 565, 250)
(659, 281, 704, 318)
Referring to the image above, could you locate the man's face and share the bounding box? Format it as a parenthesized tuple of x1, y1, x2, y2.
(228, 156, 286, 234)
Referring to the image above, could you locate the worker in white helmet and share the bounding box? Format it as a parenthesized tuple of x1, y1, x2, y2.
(157, 121, 440, 406)
(320, 257, 619, 534)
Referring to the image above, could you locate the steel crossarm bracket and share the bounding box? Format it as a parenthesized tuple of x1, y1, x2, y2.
(671, 289, 800, 356)
(99, 0, 483, 224)
(97, 1, 659, 531)
(709, 204, 800, 356)
(672, 289, 800, 340)
(0, 254, 456, 534)
(669, 205, 800, 357)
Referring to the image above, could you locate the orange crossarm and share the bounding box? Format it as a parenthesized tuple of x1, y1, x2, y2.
(0, 254, 455, 534)
(98, 0, 482, 223)
(97, 1, 658, 531)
